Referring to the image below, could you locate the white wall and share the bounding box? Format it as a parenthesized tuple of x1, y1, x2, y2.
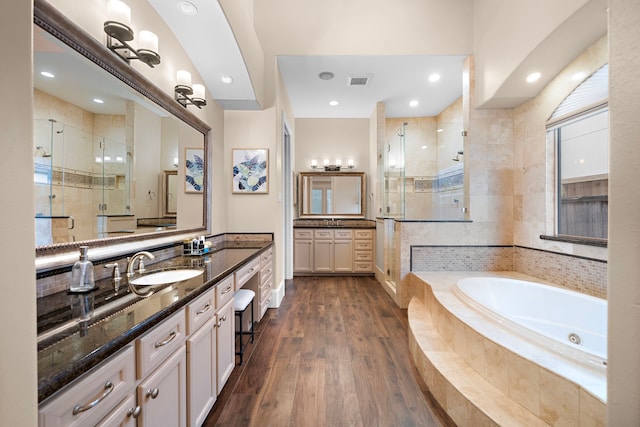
(0, 2, 37, 426)
(133, 103, 162, 219)
(608, 0, 640, 423)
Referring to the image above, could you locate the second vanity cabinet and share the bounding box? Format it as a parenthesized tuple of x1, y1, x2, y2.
(294, 227, 374, 275)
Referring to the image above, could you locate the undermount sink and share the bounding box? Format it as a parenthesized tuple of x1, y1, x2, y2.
(130, 269, 203, 286)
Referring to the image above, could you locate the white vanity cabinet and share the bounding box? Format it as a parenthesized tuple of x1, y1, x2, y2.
(293, 229, 314, 273)
(135, 309, 187, 427)
(216, 298, 235, 394)
(136, 346, 187, 427)
(38, 346, 137, 427)
(259, 247, 274, 318)
(294, 228, 374, 274)
(186, 288, 217, 427)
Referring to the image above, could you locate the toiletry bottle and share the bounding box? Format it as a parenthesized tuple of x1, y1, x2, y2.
(70, 246, 95, 292)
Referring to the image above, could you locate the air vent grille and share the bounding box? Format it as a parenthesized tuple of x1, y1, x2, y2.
(347, 74, 372, 86)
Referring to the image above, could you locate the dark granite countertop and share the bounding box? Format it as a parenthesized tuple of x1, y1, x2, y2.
(37, 241, 272, 403)
(293, 219, 376, 229)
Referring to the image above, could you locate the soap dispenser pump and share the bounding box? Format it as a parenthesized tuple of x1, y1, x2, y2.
(70, 246, 95, 292)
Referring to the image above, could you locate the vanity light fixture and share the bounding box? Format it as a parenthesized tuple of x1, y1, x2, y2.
(173, 157, 179, 167)
(174, 70, 207, 108)
(347, 159, 355, 169)
(104, 0, 161, 68)
(310, 159, 319, 169)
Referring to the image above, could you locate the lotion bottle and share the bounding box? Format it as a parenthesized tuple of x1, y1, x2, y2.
(70, 246, 95, 292)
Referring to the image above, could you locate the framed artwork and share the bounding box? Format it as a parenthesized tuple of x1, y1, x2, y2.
(184, 147, 204, 193)
(232, 149, 269, 194)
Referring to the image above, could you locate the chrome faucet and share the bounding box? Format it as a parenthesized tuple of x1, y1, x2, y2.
(126, 251, 155, 277)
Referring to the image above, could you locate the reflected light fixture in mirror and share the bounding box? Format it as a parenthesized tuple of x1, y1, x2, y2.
(104, 0, 161, 67)
(175, 70, 207, 109)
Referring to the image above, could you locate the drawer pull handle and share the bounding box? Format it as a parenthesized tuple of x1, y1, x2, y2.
(72, 381, 114, 415)
(154, 330, 177, 348)
(222, 285, 232, 295)
(215, 315, 227, 328)
(146, 388, 160, 399)
(127, 406, 141, 418)
(196, 303, 212, 315)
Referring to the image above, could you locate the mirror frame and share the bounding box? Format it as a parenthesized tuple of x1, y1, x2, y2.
(298, 171, 366, 219)
(34, 0, 211, 255)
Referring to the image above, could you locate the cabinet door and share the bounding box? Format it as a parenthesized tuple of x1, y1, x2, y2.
(334, 239, 353, 272)
(293, 239, 313, 272)
(314, 240, 333, 272)
(137, 346, 187, 427)
(216, 299, 235, 395)
(186, 317, 217, 427)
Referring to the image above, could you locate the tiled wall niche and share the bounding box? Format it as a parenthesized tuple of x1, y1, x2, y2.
(411, 244, 607, 299)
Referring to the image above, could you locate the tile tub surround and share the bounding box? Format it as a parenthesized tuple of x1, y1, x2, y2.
(36, 241, 273, 403)
(410, 244, 607, 299)
(406, 271, 605, 427)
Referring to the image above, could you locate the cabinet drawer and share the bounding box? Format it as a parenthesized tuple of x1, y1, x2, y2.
(259, 293, 272, 319)
(39, 346, 135, 427)
(314, 229, 334, 239)
(260, 261, 273, 285)
(136, 309, 186, 380)
(354, 251, 373, 261)
(354, 229, 373, 239)
(216, 275, 235, 309)
(334, 229, 353, 240)
(95, 394, 137, 427)
(354, 262, 373, 272)
(294, 229, 313, 239)
(260, 275, 273, 303)
(235, 257, 260, 290)
(260, 247, 273, 265)
(186, 287, 215, 336)
(354, 240, 373, 250)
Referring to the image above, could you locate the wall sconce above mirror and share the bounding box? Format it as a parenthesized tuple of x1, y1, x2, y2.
(104, 0, 161, 67)
(174, 70, 207, 109)
(310, 158, 355, 171)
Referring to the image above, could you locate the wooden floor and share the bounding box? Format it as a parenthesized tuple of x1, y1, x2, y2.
(204, 276, 454, 427)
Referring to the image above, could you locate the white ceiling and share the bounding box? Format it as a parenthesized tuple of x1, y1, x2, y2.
(277, 55, 466, 118)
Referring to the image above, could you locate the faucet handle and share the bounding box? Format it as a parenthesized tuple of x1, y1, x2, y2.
(104, 263, 121, 281)
(137, 257, 147, 274)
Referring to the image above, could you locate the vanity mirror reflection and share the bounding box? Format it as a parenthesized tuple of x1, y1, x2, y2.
(33, 0, 209, 253)
(298, 172, 366, 218)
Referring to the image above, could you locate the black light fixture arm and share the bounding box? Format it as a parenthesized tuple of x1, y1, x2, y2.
(174, 86, 206, 109)
(104, 21, 160, 68)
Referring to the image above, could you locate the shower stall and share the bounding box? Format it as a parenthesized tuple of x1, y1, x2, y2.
(378, 119, 466, 290)
(34, 119, 131, 245)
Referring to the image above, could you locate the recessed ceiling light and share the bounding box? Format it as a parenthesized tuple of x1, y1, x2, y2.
(329, 100, 339, 106)
(318, 71, 335, 80)
(436, 128, 444, 133)
(421, 145, 427, 150)
(93, 98, 104, 104)
(177, 1, 198, 15)
(40, 71, 55, 78)
(572, 71, 587, 81)
(526, 72, 541, 83)
(221, 75, 234, 84)
(428, 73, 440, 82)
(409, 100, 419, 107)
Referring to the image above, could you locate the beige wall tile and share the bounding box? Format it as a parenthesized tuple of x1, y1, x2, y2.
(539, 368, 579, 426)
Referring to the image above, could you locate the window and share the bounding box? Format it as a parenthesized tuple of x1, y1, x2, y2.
(547, 64, 608, 241)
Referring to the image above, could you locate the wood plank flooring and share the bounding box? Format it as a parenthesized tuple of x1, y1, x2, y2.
(204, 276, 454, 427)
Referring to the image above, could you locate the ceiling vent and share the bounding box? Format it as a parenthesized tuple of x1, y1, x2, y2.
(347, 74, 372, 86)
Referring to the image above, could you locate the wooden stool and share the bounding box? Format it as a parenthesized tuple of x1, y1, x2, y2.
(233, 289, 255, 365)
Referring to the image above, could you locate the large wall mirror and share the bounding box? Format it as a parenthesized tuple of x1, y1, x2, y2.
(299, 172, 366, 218)
(33, 0, 210, 255)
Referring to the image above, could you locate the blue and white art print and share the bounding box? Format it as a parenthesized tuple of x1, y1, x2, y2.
(185, 148, 204, 193)
(232, 149, 268, 193)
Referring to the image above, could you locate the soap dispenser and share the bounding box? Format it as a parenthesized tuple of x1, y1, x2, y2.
(70, 246, 95, 292)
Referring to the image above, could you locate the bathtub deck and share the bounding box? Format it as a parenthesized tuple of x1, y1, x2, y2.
(406, 271, 606, 427)
(409, 297, 550, 426)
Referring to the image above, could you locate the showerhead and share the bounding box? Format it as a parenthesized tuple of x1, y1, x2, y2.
(35, 146, 52, 158)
